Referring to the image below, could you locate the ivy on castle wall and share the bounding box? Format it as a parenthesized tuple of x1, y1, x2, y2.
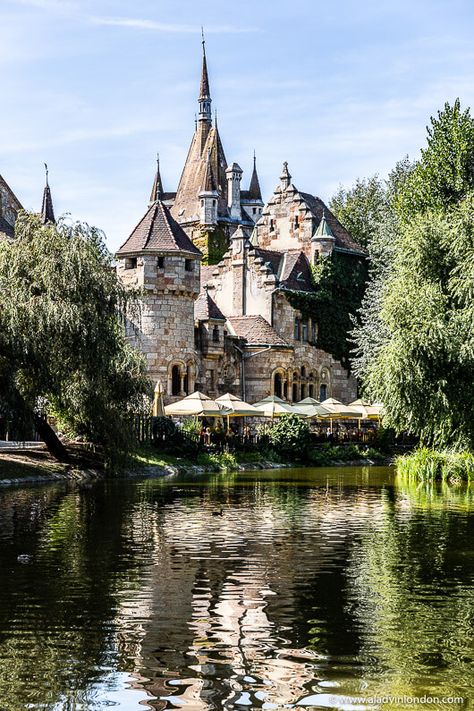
(195, 228, 229, 265)
(286, 252, 368, 371)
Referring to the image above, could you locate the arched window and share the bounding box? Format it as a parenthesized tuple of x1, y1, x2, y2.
(292, 383, 298, 402)
(171, 365, 181, 396)
(302, 321, 308, 341)
(308, 383, 314, 398)
(301, 366, 306, 378)
(301, 384, 306, 399)
(212, 325, 220, 343)
(319, 383, 327, 401)
(274, 371, 283, 399)
(312, 322, 318, 344)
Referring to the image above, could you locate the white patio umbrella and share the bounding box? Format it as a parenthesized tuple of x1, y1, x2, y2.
(347, 399, 384, 427)
(296, 397, 332, 418)
(252, 395, 307, 418)
(216, 393, 263, 417)
(320, 397, 361, 433)
(152, 379, 165, 417)
(165, 391, 230, 417)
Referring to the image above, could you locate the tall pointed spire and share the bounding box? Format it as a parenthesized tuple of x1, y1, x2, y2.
(149, 153, 163, 205)
(198, 28, 212, 123)
(41, 163, 55, 225)
(248, 150, 262, 200)
(202, 148, 217, 193)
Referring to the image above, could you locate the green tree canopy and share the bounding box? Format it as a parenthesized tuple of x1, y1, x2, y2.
(0, 212, 150, 462)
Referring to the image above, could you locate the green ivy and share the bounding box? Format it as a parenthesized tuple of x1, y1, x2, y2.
(286, 251, 368, 370)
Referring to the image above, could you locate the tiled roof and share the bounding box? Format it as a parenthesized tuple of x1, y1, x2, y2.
(171, 125, 228, 222)
(194, 290, 226, 321)
(279, 251, 314, 292)
(299, 193, 365, 254)
(117, 200, 202, 256)
(227, 315, 291, 347)
(253, 247, 283, 276)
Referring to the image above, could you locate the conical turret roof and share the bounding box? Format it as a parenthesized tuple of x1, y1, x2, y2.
(248, 152, 262, 200)
(149, 154, 163, 205)
(117, 200, 202, 256)
(41, 164, 55, 225)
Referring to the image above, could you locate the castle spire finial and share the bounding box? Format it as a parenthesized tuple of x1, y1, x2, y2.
(149, 152, 164, 205)
(41, 163, 55, 225)
(198, 28, 212, 123)
(248, 151, 262, 201)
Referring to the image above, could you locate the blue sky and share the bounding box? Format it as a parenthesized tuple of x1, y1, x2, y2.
(1, 0, 474, 250)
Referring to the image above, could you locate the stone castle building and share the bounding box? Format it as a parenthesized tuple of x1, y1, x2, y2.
(116, 41, 366, 405)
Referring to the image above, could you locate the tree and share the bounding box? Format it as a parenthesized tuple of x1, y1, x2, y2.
(330, 175, 388, 249)
(0, 213, 150, 463)
(268, 414, 311, 460)
(351, 100, 474, 449)
(362, 203, 474, 449)
(396, 99, 474, 220)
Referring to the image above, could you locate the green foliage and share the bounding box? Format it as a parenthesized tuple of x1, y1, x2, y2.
(0, 212, 150, 465)
(287, 251, 368, 369)
(397, 447, 474, 482)
(180, 416, 201, 438)
(267, 414, 310, 460)
(196, 451, 238, 471)
(330, 175, 388, 249)
(396, 99, 474, 220)
(307, 443, 386, 466)
(153, 416, 176, 439)
(363, 204, 474, 449)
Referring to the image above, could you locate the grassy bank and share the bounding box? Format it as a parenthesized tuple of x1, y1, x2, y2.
(396, 447, 474, 482)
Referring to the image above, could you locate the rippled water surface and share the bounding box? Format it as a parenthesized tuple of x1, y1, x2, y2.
(0, 466, 473, 710)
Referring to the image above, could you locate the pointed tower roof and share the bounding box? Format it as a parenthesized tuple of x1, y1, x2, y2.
(248, 152, 262, 200)
(313, 210, 334, 238)
(117, 199, 202, 257)
(149, 154, 163, 205)
(194, 286, 225, 321)
(41, 164, 55, 225)
(199, 29, 211, 100)
(201, 149, 218, 193)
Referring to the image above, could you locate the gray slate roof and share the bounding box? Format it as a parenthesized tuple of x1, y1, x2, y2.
(227, 315, 291, 347)
(194, 290, 226, 321)
(117, 200, 202, 256)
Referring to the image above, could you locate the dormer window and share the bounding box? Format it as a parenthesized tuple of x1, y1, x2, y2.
(212, 325, 220, 343)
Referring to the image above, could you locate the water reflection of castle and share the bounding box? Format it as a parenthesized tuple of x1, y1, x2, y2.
(113, 481, 386, 709)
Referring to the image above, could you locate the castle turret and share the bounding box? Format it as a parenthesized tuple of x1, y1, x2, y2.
(41, 163, 55, 225)
(311, 210, 335, 260)
(226, 162, 242, 219)
(241, 152, 264, 223)
(198, 30, 212, 126)
(116, 195, 202, 394)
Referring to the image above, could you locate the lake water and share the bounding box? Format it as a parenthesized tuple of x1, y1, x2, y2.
(0, 466, 472, 710)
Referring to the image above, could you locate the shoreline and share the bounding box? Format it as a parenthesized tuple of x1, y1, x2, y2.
(0, 447, 392, 489)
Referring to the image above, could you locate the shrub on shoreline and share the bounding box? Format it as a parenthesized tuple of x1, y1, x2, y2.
(396, 447, 474, 482)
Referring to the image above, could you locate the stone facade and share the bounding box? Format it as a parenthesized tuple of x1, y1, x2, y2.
(0, 175, 22, 239)
(116, 44, 366, 406)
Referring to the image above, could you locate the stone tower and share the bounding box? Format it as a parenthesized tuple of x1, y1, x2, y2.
(116, 170, 202, 395)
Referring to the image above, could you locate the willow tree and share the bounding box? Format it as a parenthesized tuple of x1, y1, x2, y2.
(0, 212, 149, 462)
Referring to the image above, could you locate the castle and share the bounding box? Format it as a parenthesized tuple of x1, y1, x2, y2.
(116, 40, 365, 405)
(1, 41, 365, 406)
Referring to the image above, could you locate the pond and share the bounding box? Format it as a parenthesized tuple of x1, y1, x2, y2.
(0, 466, 472, 710)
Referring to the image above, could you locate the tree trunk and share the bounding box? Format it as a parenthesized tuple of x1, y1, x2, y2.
(34, 415, 70, 462)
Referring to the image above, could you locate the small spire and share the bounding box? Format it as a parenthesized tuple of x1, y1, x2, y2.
(41, 163, 55, 225)
(280, 161, 291, 191)
(314, 209, 334, 238)
(198, 28, 212, 123)
(248, 151, 262, 200)
(149, 153, 164, 205)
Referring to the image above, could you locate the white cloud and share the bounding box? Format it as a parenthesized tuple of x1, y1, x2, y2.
(90, 16, 259, 34)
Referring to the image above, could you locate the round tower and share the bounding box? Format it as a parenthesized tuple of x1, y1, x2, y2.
(116, 175, 202, 399)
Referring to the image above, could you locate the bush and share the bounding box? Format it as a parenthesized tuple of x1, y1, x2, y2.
(196, 451, 238, 471)
(396, 447, 474, 482)
(152, 416, 176, 441)
(267, 414, 311, 460)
